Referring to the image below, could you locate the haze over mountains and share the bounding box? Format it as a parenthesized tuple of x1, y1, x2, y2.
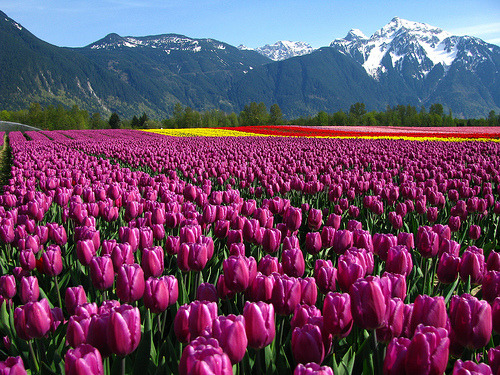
(0, 11, 498, 118)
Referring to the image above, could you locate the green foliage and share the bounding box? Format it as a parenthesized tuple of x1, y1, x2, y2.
(109, 112, 121, 129)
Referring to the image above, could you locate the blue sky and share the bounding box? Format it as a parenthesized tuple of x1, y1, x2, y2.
(1, 0, 499, 48)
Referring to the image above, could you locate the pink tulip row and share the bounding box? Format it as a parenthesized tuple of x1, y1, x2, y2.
(0, 129, 499, 374)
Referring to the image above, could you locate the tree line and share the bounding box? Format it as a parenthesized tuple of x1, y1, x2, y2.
(1, 102, 499, 131)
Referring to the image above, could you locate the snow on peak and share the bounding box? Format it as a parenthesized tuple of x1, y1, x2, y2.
(345, 29, 368, 41)
(88, 33, 225, 54)
(237, 44, 254, 51)
(330, 17, 465, 80)
(255, 40, 315, 61)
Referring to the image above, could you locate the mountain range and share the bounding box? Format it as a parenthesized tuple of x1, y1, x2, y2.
(0, 11, 498, 119)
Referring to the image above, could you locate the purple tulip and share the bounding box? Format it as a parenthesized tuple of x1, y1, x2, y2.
(262, 228, 281, 253)
(143, 275, 178, 313)
(284, 206, 302, 231)
(337, 253, 366, 292)
(141, 246, 164, 278)
(417, 226, 439, 258)
(178, 337, 232, 375)
(405, 325, 449, 375)
(383, 337, 411, 375)
(332, 230, 353, 255)
(211, 314, 248, 364)
(469, 224, 481, 240)
(292, 323, 325, 365)
(449, 293, 492, 349)
(488, 346, 500, 375)
(460, 246, 485, 285)
(0, 275, 16, 299)
(304, 232, 322, 255)
(66, 315, 91, 348)
(89, 256, 115, 291)
(246, 272, 274, 303)
(291, 304, 322, 330)
(322, 292, 353, 338)
(65, 286, 87, 316)
(19, 250, 36, 271)
(300, 277, 318, 306)
(0, 356, 27, 374)
(65, 344, 103, 375)
(437, 252, 461, 284)
(107, 304, 141, 356)
(452, 360, 492, 375)
(448, 216, 461, 232)
(15, 298, 52, 339)
(386, 245, 413, 277)
(19, 276, 39, 304)
(376, 298, 404, 343)
(271, 274, 302, 316)
(397, 232, 414, 249)
(410, 295, 448, 335)
(197, 282, 218, 303)
(42, 245, 63, 276)
(223, 255, 257, 293)
(307, 208, 322, 231)
(487, 251, 500, 272)
(188, 300, 218, 339)
(483, 270, 500, 303)
(116, 264, 145, 303)
(373, 233, 398, 261)
(76, 239, 96, 267)
(243, 301, 275, 349)
(349, 276, 388, 330)
(282, 248, 305, 278)
(258, 255, 282, 276)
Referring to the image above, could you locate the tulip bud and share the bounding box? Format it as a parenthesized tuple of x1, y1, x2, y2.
(66, 315, 91, 348)
(487, 251, 500, 272)
(452, 360, 492, 375)
(307, 209, 322, 231)
(449, 293, 492, 349)
(300, 277, 317, 306)
(376, 298, 404, 343)
(386, 245, 413, 277)
(271, 274, 302, 315)
(223, 255, 257, 293)
(332, 230, 353, 255)
(383, 337, 411, 375)
(188, 300, 218, 339)
(483, 270, 500, 303)
(19, 276, 39, 304)
(76, 239, 96, 267)
(65, 286, 87, 316)
(262, 228, 281, 253)
(284, 206, 302, 231)
(0, 356, 27, 374)
(178, 337, 232, 375)
(405, 325, 449, 375)
(107, 304, 141, 356)
(144, 276, 178, 313)
(282, 248, 305, 278)
(243, 301, 275, 349)
(258, 255, 281, 276)
(116, 264, 145, 303)
(141, 246, 164, 278)
(65, 344, 103, 375)
(0, 275, 16, 299)
(323, 292, 353, 338)
(90, 256, 115, 291)
(211, 314, 248, 364)
(488, 346, 500, 375)
(197, 282, 218, 303)
(469, 225, 481, 240)
(437, 252, 460, 284)
(416, 226, 439, 258)
(349, 276, 388, 330)
(292, 323, 325, 365)
(373, 233, 398, 261)
(337, 253, 365, 292)
(459, 246, 485, 285)
(42, 245, 63, 276)
(410, 295, 447, 334)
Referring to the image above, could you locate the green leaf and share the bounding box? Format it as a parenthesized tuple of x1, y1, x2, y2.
(133, 329, 152, 375)
(0, 299, 10, 334)
(444, 277, 460, 305)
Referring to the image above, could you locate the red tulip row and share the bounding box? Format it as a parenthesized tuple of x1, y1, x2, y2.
(0, 129, 499, 374)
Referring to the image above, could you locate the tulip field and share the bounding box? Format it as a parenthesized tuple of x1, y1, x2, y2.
(0, 126, 499, 374)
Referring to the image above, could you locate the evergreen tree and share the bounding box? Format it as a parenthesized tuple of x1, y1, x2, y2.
(269, 104, 284, 125)
(109, 112, 121, 129)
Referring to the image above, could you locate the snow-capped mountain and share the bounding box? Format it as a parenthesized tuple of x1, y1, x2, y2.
(240, 41, 315, 61)
(87, 33, 231, 54)
(330, 17, 499, 81)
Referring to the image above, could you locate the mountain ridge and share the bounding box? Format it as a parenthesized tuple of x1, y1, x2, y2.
(0, 10, 498, 118)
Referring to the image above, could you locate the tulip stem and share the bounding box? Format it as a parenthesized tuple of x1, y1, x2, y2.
(54, 276, 62, 310)
(370, 331, 381, 375)
(28, 340, 40, 374)
(121, 357, 126, 375)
